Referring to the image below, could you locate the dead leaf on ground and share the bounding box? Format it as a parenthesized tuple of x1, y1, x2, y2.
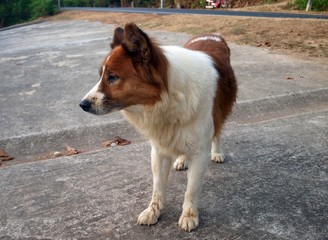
(102, 136, 131, 147)
(0, 149, 14, 161)
(264, 41, 272, 47)
(66, 146, 81, 156)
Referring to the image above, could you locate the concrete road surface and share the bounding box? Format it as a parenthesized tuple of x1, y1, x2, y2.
(0, 20, 327, 239)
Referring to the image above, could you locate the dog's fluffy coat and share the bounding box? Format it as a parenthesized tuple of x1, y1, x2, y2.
(80, 23, 237, 231)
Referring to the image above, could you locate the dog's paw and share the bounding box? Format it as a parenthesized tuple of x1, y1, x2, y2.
(178, 209, 199, 232)
(173, 157, 188, 171)
(211, 153, 225, 163)
(137, 205, 161, 226)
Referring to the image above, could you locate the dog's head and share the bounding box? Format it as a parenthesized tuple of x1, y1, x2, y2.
(79, 23, 168, 115)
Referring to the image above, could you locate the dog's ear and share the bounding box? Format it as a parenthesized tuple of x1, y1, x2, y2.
(123, 23, 151, 64)
(110, 27, 124, 49)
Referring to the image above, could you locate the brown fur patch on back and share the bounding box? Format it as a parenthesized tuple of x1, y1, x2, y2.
(184, 34, 237, 136)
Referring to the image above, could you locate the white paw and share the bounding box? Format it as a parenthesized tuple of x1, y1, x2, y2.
(178, 208, 199, 232)
(173, 158, 188, 171)
(211, 153, 225, 163)
(137, 204, 161, 226)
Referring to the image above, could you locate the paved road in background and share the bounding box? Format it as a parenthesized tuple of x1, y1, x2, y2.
(61, 7, 328, 19)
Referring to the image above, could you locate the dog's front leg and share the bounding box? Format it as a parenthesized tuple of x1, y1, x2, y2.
(179, 150, 209, 232)
(137, 146, 171, 226)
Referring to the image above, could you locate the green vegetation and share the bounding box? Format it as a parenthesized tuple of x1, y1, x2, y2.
(0, 0, 58, 27)
(60, 0, 119, 7)
(292, 0, 328, 11)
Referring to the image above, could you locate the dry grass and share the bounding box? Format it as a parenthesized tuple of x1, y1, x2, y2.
(50, 10, 328, 62)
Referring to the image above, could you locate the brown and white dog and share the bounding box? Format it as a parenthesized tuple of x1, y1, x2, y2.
(80, 23, 237, 232)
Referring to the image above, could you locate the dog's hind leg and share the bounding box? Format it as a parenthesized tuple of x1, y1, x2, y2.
(211, 134, 225, 163)
(137, 146, 171, 226)
(173, 154, 188, 171)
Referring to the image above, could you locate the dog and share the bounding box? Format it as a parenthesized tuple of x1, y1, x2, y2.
(80, 23, 237, 232)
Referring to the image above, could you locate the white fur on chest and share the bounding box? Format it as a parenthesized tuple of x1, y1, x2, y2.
(122, 46, 218, 155)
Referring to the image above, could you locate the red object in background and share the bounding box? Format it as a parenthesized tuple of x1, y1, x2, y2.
(206, 0, 227, 9)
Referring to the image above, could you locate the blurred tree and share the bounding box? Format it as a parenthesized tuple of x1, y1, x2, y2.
(0, 0, 58, 27)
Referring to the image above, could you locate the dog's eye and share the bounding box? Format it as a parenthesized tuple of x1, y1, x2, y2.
(107, 74, 119, 84)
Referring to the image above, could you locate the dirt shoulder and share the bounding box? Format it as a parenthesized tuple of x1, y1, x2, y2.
(50, 10, 328, 63)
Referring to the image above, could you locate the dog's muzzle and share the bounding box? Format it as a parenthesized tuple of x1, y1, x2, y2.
(79, 99, 92, 112)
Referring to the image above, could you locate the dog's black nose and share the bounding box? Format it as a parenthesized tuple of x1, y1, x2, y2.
(79, 99, 92, 112)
